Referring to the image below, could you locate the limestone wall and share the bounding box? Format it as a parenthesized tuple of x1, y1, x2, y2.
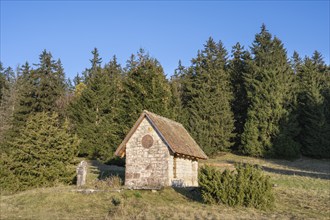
(167, 154, 174, 186)
(171, 157, 198, 187)
(125, 117, 171, 188)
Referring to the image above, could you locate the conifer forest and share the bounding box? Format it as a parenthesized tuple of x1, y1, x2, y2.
(1, 25, 329, 191)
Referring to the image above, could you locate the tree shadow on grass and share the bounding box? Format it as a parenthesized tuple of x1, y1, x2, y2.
(90, 160, 125, 182)
(261, 165, 330, 180)
(173, 187, 204, 203)
(266, 157, 330, 177)
(224, 159, 330, 180)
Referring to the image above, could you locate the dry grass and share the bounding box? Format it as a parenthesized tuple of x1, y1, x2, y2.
(1, 154, 329, 220)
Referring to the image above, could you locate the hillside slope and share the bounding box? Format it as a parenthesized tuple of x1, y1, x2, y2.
(1, 154, 329, 219)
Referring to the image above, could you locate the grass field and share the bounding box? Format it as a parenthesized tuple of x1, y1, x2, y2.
(1, 153, 329, 219)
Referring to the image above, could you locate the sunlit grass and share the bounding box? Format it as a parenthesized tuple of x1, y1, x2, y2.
(1, 154, 329, 219)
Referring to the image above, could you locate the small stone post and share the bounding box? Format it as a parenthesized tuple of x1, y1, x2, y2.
(76, 161, 87, 187)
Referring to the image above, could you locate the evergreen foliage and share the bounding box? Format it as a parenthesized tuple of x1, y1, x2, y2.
(240, 25, 300, 158)
(0, 65, 17, 144)
(122, 49, 172, 131)
(69, 50, 125, 161)
(182, 38, 235, 155)
(169, 60, 186, 123)
(0, 62, 7, 103)
(0, 151, 20, 191)
(0, 63, 4, 93)
(229, 43, 251, 149)
(297, 54, 330, 158)
(12, 51, 66, 130)
(32, 51, 66, 112)
(199, 164, 274, 209)
(1, 112, 79, 191)
(74, 82, 87, 98)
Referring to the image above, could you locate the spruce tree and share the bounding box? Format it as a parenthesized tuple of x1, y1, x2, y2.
(12, 51, 66, 130)
(73, 73, 83, 86)
(34, 51, 66, 112)
(229, 43, 251, 149)
(169, 60, 186, 123)
(69, 51, 124, 161)
(83, 47, 102, 83)
(0, 65, 17, 145)
(292, 51, 303, 75)
(240, 25, 300, 158)
(182, 38, 235, 155)
(5, 112, 78, 191)
(0, 62, 7, 103)
(122, 49, 172, 131)
(297, 54, 330, 158)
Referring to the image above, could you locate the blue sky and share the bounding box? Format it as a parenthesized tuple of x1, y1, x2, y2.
(1, 1, 329, 80)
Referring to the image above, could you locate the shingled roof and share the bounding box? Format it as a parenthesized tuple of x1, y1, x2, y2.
(115, 110, 208, 159)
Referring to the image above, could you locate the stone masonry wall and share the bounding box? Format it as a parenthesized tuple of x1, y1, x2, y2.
(171, 157, 198, 187)
(125, 117, 171, 188)
(167, 154, 174, 186)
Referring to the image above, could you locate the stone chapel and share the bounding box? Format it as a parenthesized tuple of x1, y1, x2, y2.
(115, 110, 207, 189)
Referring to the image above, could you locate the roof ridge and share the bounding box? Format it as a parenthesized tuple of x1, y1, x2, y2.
(143, 110, 183, 126)
(115, 110, 208, 159)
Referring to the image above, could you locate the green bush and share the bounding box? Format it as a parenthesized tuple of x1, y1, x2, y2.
(111, 196, 121, 206)
(199, 164, 274, 209)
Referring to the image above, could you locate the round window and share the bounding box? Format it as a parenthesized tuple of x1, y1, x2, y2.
(142, 135, 153, 148)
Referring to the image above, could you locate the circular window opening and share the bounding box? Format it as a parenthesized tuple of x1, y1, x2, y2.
(142, 135, 153, 148)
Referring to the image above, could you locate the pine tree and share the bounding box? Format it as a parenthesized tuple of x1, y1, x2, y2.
(4, 112, 78, 191)
(122, 49, 172, 131)
(69, 51, 124, 161)
(182, 38, 235, 155)
(241, 25, 300, 158)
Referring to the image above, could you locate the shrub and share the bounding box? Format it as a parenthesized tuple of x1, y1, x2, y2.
(199, 163, 274, 209)
(111, 196, 121, 206)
